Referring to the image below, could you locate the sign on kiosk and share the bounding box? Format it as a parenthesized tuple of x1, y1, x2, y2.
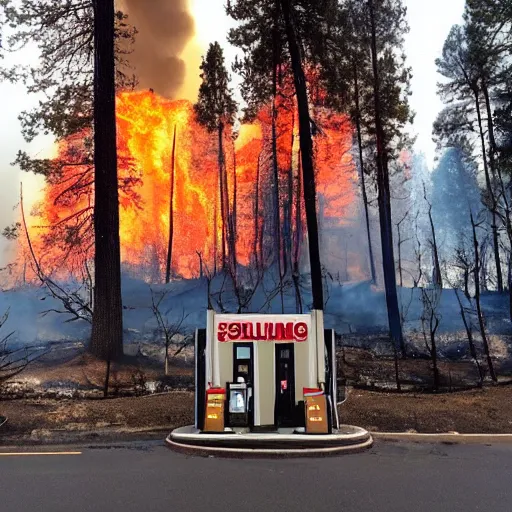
(215, 314, 311, 343)
(198, 311, 336, 433)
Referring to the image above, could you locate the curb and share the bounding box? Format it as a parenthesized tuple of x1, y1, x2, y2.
(371, 432, 512, 444)
(165, 434, 374, 458)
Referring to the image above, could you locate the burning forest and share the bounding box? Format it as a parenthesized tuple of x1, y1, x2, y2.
(22, 89, 357, 284)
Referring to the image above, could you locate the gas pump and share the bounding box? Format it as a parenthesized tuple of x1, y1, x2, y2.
(227, 378, 252, 428)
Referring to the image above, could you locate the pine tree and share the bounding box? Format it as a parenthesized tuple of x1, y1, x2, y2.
(89, 0, 123, 360)
(194, 42, 238, 274)
(227, 0, 338, 312)
(0, 0, 135, 359)
(367, 0, 411, 357)
(431, 147, 481, 258)
(436, 24, 504, 292)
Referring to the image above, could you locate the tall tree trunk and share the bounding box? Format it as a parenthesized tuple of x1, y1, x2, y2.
(426, 196, 443, 288)
(454, 288, 484, 387)
(165, 126, 177, 284)
(232, 137, 238, 239)
(353, 61, 376, 284)
(471, 212, 497, 382)
(218, 123, 227, 268)
(271, 16, 285, 312)
(253, 153, 261, 269)
(483, 81, 512, 313)
(280, 0, 324, 311)
(293, 150, 303, 314)
(283, 111, 295, 278)
(474, 88, 503, 293)
(272, 96, 285, 313)
(368, 0, 404, 357)
(90, 0, 123, 361)
(213, 191, 218, 275)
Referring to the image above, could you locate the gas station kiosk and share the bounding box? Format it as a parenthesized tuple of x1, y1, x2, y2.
(195, 312, 340, 434)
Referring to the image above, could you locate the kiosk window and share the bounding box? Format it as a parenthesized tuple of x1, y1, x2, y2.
(236, 346, 251, 360)
(233, 343, 253, 384)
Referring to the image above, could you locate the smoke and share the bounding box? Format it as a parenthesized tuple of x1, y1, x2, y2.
(120, 0, 195, 98)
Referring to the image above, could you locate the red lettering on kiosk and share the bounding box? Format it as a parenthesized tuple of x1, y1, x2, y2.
(217, 323, 228, 342)
(217, 320, 309, 342)
(228, 322, 241, 340)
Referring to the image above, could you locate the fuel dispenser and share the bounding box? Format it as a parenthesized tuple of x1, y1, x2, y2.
(304, 388, 330, 434)
(227, 379, 252, 428)
(203, 387, 226, 433)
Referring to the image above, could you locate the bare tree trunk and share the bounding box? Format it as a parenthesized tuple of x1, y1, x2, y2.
(283, 110, 296, 279)
(90, 0, 123, 361)
(430, 322, 440, 391)
(474, 88, 503, 293)
(425, 186, 442, 288)
(471, 211, 497, 382)
(483, 82, 512, 318)
(103, 358, 111, 398)
(271, 42, 285, 312)
(454, 288, 484, 387)
(218, 123, 227, 269)
(272, 99, 285, 313)
(280, 0, 324, 311)
(353, 61, 376, 284)
(232, 137, 238, 239)
(293, 150, 303, 314)
(165, 126, 177, 284)
(464, 268, 470, 301)
(213, 191, 218, 275)
(368, 0, 404, 357)
(253, 154, 261, 269)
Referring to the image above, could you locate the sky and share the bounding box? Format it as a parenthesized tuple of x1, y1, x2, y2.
(0, 0, 465, 261)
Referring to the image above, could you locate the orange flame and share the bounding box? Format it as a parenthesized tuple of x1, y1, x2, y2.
(25, 90, 357, 281)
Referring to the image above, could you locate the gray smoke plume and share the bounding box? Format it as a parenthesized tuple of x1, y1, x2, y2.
(120, 0, 195, 98)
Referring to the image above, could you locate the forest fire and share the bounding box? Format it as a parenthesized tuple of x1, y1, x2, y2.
(26, 90, 357, 281)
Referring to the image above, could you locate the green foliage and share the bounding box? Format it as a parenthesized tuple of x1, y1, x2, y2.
(0, 0, 136, 143)
(226, 0, 338, 120)
(194, 41, 237, 132)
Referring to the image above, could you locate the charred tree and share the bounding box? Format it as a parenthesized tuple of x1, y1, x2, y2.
(353, 61, 377, 284)
(293, 150, 303, 314)
(473, 86, 503, 293)
(253, 154, 261, 270)
(271, 15, 285, 313)
(195, 42, 237, 275)
(90, 0, 124, 361)
(368, 0, 404, 356)
(470, 211, 497, 382)
(454, 288, 484, 387)
(165, 126, 177, 284)
(280, 0, 324, 311)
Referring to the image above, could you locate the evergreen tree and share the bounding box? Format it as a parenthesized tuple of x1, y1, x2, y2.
(435, 23, 504, 292)
(227, 0, 338, 312)
(194, 42, 237, 273)
(431, 147, 481, 259)
(89, 0, 123, 360)
(367, 0, 412, 356)
(0, 0, 135, 359)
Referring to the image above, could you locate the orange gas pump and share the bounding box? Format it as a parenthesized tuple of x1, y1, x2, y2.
(203, 387, 226, 433)
(304, 388, 329, 434)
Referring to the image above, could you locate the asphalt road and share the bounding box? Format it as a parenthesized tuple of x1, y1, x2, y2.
(0, 440, 510, 512)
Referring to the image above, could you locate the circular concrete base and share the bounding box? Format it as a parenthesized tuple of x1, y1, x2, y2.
(166, 425, 373, 458)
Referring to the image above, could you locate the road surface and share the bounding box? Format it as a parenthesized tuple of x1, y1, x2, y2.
(0, 440, 510, 512)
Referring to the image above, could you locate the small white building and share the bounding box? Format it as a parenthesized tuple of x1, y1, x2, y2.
(195, 312, 339, 432)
